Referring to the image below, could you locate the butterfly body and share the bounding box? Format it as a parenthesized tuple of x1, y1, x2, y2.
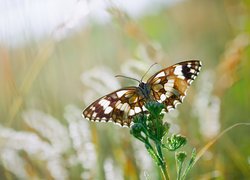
(138, 82, 152, 100)
(83, 60, 202, 127)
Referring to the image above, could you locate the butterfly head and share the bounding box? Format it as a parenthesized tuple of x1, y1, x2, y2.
(138, 82, 151, 99)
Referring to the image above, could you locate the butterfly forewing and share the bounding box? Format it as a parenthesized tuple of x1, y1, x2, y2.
(147, 60, 202, 112)
(83, 87, 146, 127)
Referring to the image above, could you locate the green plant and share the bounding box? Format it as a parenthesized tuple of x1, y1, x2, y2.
(130, 101, 196, 180)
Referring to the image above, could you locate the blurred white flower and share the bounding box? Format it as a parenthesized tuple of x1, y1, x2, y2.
(0, 125, 68, 180)
(164, 110, 180, 134)
(132, 140, 155, 179)
(0, 149, 29, 179)
(193, 70, 221, 139)
(104, 158, 123, 180)
(23, 109, 71, 154)
(47, 158, 68, 180)
(0, 125, 53, 157)
(81, 66, 121, 104)
(64, 105, 97, 177)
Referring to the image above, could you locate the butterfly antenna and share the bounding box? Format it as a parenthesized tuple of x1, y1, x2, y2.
(140, 63, 158, 82)
(115, 75, 140, 83)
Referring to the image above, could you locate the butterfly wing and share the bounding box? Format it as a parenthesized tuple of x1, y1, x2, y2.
(82, 87, 146, 127)
(147, 60, 202, 112)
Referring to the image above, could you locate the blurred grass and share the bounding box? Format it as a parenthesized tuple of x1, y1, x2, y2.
(0, 0, 250, 179)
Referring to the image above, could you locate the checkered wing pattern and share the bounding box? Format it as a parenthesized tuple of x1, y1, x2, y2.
(147, 60, 202, 112)
(83, 87, 146, 127)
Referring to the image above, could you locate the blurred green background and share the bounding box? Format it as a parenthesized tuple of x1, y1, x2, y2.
(0, 0, 250, 179)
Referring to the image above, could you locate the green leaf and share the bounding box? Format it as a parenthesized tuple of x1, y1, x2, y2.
(176, 151, 187, 163)
(176, 151, 187, 180)
(163, 134, 187, 151)
(145, 101, 165, 116)
(181, 148, 197, 180)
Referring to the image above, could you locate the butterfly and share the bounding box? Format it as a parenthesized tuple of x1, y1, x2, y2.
(82, 60, 202, 127)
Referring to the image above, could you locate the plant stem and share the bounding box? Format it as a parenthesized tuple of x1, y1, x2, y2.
(154, 117, 170, 180)
(156, 142, 170, 180)
(144, 138, 170, 180)
(176, 159, 183, 180)
(181, 149, 196, 180)
(156, 143, 164, 160)
(159, 162, 169, 180)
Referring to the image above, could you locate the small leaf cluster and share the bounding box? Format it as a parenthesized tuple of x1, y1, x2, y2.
(130, 101, 196, 180)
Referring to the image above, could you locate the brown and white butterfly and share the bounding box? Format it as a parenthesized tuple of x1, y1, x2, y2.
(82, 60, 202, 127)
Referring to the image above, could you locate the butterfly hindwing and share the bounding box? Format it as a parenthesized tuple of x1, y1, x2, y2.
(148, 60, 202, 112)
(83, 87, 146, 127)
